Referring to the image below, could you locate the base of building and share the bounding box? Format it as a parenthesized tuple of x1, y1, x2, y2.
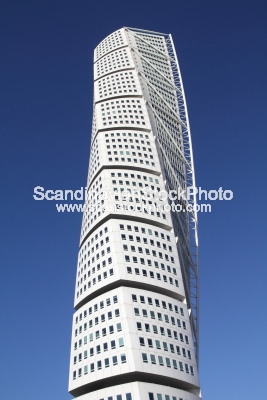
(73, 381, 201, 400)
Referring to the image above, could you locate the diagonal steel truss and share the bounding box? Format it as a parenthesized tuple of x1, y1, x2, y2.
(125, 27, 200, 365)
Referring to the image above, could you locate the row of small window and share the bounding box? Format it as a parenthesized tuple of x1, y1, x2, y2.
(136, 322, 189, 344)
(76, 268, 114, 297)
(122, 236, 171, 251)
(119, 224, 171, 241)
(149, 393, 183, 400)
(112, 181, 158, 191)
(142, 353, 194, 375)
(101, 99, 141, 108)
(131, 294, 184, 316)
(96, 395, 131, 400)
(75, 295, 119, 323)
(104, 119, 146, 127)
(74, 338, 124, 363)
(107, 144, 151, 152)
(127, 268, 179, 286)
(125, 251, 173, 263)
(134, 309, 186, 329)
(127, 257, 175, 276)
(105, 130, 147, 138)
(108, 152, 152, 159)
(108, 157, 154, 166)
(110, 171, 158, 183)
(99, 80, 137, 90)
(73, 354, 127, 378)
(73, 323, 122, 349)
(75, 309, 120, 335)
(89, 395, 131, 400)
(139, 338, 191, 359)
(99, 88, 138, 97)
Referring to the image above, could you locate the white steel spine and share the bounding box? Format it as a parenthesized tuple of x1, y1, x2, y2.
(68, 28, 201, 400)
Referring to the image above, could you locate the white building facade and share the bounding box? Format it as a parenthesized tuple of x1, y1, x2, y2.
(69, 28, 201, 400)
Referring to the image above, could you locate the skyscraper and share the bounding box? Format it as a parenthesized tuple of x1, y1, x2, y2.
(68, 28, 201, 400)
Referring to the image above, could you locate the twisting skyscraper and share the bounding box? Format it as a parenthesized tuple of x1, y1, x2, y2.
(68, 28, 201, 400)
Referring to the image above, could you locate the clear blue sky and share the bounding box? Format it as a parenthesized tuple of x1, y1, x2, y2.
(0, 0, 266, 399)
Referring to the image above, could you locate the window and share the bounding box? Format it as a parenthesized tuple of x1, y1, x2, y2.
(121, 354, 126, 363)
(134, 308, 140, 316)
(150, 354, 156, 364)
(115, 309, 120, 317)
(158, 356, 164, 366)
(117, 323, 122, 332)
(155, 340, 161, 349)
(113, 355, 118, 365)
(142, 309, 148, 318)
(105, 358, 109, 368)
(137, 322, 142, 331)
(111, 340, 116, 349)
(166, 358, 171, 368)
(142, 353, 148, 363)
(118, 338, 124, 347)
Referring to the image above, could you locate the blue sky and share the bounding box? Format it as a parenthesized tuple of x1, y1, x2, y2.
(0, 0, 266, 399)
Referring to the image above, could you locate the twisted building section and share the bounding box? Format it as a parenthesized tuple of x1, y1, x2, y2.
(69, 28, 201, 400)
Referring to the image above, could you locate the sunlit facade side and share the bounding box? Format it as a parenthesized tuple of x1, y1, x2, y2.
(68, 28, 201, 400)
